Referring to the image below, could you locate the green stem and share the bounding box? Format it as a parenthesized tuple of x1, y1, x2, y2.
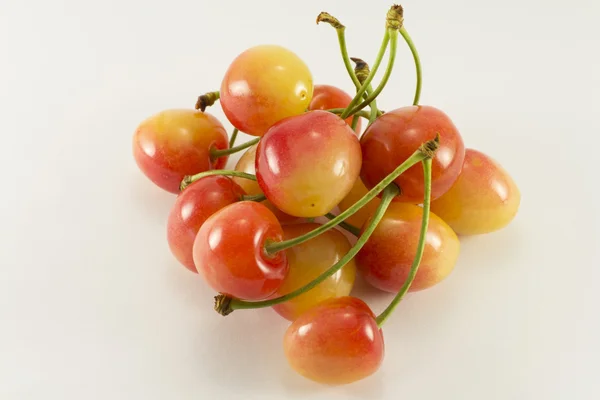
(327, 109, 371, 119)
(340, 30, 390, 119)
(210, 137, 259, 159)
(180, 170, 256, 191)
(241, 193, 266, 202)
(347, 30, 398, 118)
(325, 213, 360, 236)
(349, 57, 379, 127)
(228, 128, 239, 148)
(399, 27, 422, 106)
(263, 135, 439, 255)
(195, 91, 220, 112)
(351, 115, 360, 131)
(221, 185, 399, 313)
(376, 159, 433, 327)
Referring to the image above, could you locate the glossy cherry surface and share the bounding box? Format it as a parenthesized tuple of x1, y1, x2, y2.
(272, 223, 356, 321)
(309, 84, 362, 134)
(337, 177, 381, 228)
(256, 110, 362, 218)
(360, 105, 465, 203)
(431, 148, 521, 235)
(284, 296, 384, 385)
(167, 176, 245, 272)
(356, 203, 460, 293)
(132, 109, 229, 193)
(220, 45, 313, 136)
(192, 201, 288, 300)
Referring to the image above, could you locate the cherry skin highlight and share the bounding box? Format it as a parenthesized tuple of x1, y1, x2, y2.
(284, 296, 384, 385)
(192, 201, 288, 300)
(337, 177, 381, 228)
(233, 144, 302, 225)
(256, 110, 362, 218)
(166, 176, 246, 273)
(132, 109, 229, 193)
(272, 223, 356, 321)
(431, 148, 521, 235)
(360, 105, 465, 203)
(356, 202, 460, 293)
(309, 84, 362, 134)
(220, 45, 313, 136)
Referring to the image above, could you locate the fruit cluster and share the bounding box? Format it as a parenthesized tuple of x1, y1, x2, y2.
(132, 5, 520, 385)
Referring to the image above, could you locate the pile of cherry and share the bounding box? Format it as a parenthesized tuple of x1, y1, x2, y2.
(132, 5, 520, 386)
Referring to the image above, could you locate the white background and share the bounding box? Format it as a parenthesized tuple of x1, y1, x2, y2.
(1, 0, 599, 399)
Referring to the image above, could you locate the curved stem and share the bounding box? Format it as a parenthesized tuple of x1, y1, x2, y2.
(195, 91, 220, 112)
(325, 213, 360, 236)
(376, 159, 432, 327)
(228, 128, 239, 148)
(350, 58, 380, 128)
(263, 134, 439, 255)
(337, 29, 363, 91)
(241, 193, 266, 202)
(351, 115, 360, 131)
(327, 109, 371, 120)
(399, 27, 422, 106)
(347, 30, 398, 118)
(210, 137, 259, 159)
(340, 30, 390, 120)
(222, 185, 399, 313)
(180, 170, 256, 191)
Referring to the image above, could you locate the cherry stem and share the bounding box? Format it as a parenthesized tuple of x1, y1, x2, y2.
(263, 134, 439, 255)
(340, 29, 390, 120)
(180, 170, 256, 191)
(324, 213, 360, 236)
(351, 115, 360, 131)
(351, 57, 379, 127)
(195, 91, 220, 112)
(210, 137, 260, 159)
(229, 128, 239, 148)
(375, 158, 433, 327)
(346, 29, 398, 118)
(241, 193, 266, 202)
(219, 184, 399, 314)
(327, 108, 371, 119)
(399, 27, 422, 106)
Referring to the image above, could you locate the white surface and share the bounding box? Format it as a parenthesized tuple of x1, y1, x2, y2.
(1, 0, 599, 398)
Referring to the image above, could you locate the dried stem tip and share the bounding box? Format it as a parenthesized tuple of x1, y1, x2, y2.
(195, 91, 220, 112)
(214, 294, 234, 316)
(419, 133, 441, 159)
(386, 4, 404, 30)
(350, 57, 371, 84)
(179, 175, 192, 192)
(316, 12, 345, 29)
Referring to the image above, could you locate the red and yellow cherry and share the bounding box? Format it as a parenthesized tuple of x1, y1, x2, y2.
(233, 144, 302, 225)
(166, 176, 246, 273)
(309, 84, 361, 134)
(132, 109, 229, 193)
(356, 203, 460, 293)
(284, 296, 384, 385)
(431, 148, 521, 235)
(360, 105, 465, 203)
(192, 201, 288, 300)
(256, 110, 362, 218)
(337, 177, 381, 228)
(272, 223, 356, 321)
(220, 45, 313, 137)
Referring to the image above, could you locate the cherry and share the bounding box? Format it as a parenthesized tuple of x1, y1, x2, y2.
(360, 105, 465, 203)
(356, 202, 460, 293)
(233, 144, 302, 225)
(309, 84, 362, 134)
(132, 109, 229, 193)
(220, 45, 313, 136)
(192, 201, 288, 300)
(166, 176, 246, 273)
(256, 110, 362, 218)
(272, 223, 356, 321)
(337, 177, 381, 228)
(431, 148, 521, 235)
(284, 296, 384, 385)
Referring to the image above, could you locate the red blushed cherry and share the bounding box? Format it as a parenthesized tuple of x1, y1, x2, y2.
(192, 201, 288, 300)
(132, 109, 229, 193)
(166, 176, 246, 273)
(360, 105, 465, 203)
(256, 110, 362, 218)
(284, 296, 384, 385)
(309, 84, 361, 134)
